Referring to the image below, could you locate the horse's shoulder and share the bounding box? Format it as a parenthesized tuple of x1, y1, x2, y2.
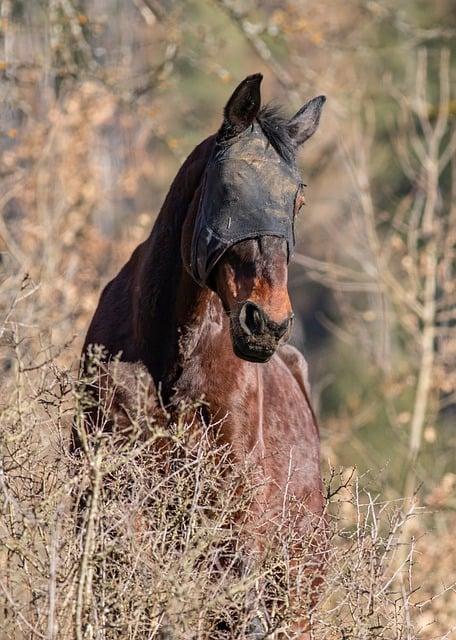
(101, 360, 157, 429)
(275, 344, 311, 398)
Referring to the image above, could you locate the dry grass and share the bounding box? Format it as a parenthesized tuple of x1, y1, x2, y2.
(0, 346, 452, 640)
(1, 4, 455, 637)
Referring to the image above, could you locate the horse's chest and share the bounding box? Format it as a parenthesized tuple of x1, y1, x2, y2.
(177, 351, 257, 424)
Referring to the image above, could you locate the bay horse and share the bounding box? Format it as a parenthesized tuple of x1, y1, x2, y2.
(81, 74, 326, 638)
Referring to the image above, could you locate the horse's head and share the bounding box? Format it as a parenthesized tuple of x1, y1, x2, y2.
(186, 74, 325, 363)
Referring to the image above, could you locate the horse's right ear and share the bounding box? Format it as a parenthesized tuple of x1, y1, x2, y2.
(222, 73, 263, 136)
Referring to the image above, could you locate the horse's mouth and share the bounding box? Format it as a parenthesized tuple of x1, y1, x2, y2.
(229, 307, 290, 364)
(232, 336, 276, 363)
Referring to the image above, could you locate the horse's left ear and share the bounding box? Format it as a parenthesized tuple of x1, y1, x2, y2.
(288, 96, 326, 147)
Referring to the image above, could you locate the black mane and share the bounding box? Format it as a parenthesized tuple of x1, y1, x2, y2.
(218, 103, 296, 165)
(257, 104, 295, 165)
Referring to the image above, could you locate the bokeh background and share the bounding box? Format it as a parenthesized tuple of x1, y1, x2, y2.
(1, 0, 455, 635)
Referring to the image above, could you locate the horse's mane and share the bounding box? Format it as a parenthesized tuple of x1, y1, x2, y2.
(257, 104, 295, 165)
(217, 103, 296, 166)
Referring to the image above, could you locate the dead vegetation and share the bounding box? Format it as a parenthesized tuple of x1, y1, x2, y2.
(0, 347, 453, 639)
(1, 1, 455, 638)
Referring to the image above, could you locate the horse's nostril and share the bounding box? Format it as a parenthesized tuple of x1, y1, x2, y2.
(240, 302, 265, 336)
(239, 303, 293, 340)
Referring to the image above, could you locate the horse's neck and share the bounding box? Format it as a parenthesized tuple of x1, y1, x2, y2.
(136, 135, 241, 398)
(141, 246, 243, 404)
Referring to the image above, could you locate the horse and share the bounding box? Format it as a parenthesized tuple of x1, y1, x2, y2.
(80, 74, 326, 638)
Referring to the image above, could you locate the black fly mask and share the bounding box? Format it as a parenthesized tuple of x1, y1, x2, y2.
(186, 73, 325, 286)
(190, 122, 302, 286)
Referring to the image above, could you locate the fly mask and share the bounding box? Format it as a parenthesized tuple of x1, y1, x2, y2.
(189, 122, 303, 286)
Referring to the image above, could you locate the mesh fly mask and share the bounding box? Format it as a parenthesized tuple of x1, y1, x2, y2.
(190, 122, 303, 286)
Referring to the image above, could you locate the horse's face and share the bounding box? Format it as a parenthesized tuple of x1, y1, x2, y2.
(185, 73, 325, 363)
(212, 236, 293, 362)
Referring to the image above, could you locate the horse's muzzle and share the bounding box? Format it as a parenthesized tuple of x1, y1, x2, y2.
(231, 301, 293, 363)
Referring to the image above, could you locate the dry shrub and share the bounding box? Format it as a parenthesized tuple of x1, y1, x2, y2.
(0, 347, 451, 640)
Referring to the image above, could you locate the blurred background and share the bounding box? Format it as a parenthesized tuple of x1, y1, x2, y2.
(0, 0, 455, 633)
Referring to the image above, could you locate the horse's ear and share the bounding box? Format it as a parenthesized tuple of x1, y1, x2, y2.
(222, 73, 262, 136)
(288, 95, 326, 147)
